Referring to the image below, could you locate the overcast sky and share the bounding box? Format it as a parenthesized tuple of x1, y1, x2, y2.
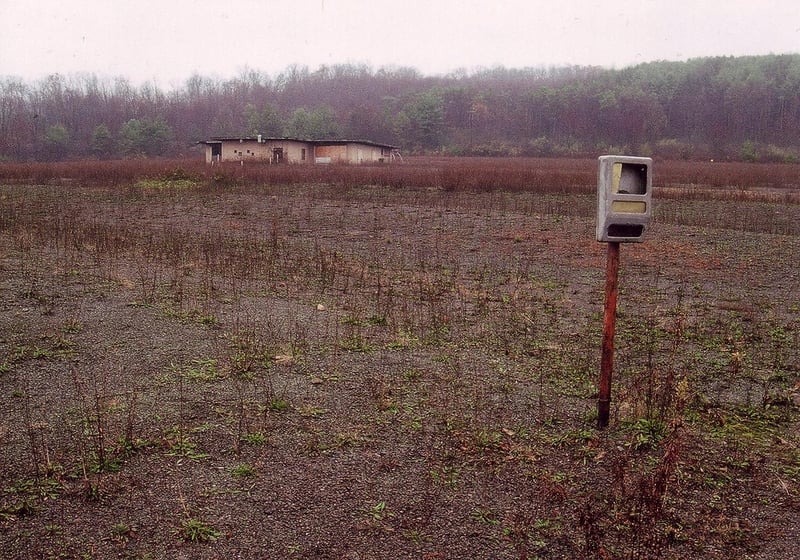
(1, 0, 799, 88)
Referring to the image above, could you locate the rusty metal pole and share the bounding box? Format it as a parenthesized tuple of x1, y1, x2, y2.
(598, 241, 620, 429)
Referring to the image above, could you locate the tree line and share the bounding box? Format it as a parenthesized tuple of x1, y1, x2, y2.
(2, 54, 800, 162)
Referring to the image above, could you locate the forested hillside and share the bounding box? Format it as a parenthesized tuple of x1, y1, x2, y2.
(2, 54, 800, 162)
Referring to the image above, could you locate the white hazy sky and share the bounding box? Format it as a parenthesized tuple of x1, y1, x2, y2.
(1, 0, 799, 88)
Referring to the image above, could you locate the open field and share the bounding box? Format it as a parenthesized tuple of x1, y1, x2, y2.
(0, 157, 798, 559)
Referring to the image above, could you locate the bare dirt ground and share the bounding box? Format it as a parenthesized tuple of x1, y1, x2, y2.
(0, 175, 798, 559)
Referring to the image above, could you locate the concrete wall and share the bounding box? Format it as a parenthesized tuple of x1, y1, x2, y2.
(264, 139, 313, 163)
(314, 144, 347, 162)
(219, 139, 261, 162)
(214, 139, 313, 163)
(207, 139, 393, 164)
(314, 143, 391, 163)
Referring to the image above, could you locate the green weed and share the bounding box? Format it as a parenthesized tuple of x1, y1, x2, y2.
(364, 500, 393, 522)
(172, 358, 220, 383)
(338, 334, 373, 352)
(163, 427, 209, 460)
(268, 398, 290, 413)
(135, 178, 199, 192)
(626, 418, 668, 450)
(111, 522, 133, 538)
(180, 517, 221, 542)
(402, 368, 423, 381)
(240, 432, 267, 446)
(430, 465, 461, 488)
(471, 508, 500, 526)
(230, 463, 256, 478)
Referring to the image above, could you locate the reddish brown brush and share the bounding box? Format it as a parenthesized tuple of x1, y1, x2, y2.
(1, 157, 798, 203)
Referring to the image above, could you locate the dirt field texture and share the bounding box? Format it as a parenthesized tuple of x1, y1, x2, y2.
(0, 158, 798, 559)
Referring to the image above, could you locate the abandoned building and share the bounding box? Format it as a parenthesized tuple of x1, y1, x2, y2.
(199, 136, 401, 164)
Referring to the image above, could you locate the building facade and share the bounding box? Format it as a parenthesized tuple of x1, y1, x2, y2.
(200, 137, 400, 164)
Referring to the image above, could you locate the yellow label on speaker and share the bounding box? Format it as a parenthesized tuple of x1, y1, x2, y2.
(611, 200, 647, 213)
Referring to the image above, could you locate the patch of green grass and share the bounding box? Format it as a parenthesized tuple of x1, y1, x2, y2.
(31, 346, 55, 359)
(626, 418, 668, 450)
(338, 334, 373, 352)
(162, 306, 219, 327)
(387, 329, 420, 349)
(341, 314, 387, 327)
(180, 517, 221, 542)
(475, 429, 503, 449)
(230, 463, 256, 478)
(430, 465, 461, 488)
(163, 427, 209, 460)
(707, 406, 788, 448)
(544, 428, 596, 448)
(12, 337, 79, 361)
(111, 522, 133, 538)
(135, 177, 199, 192)
(550, 471, 569, 484)
(240, 432, 267, 446)
(364, 500, 393, 522)
(61, 319, 84, 334)
(268, 398, 290, 413)
(7, 477, 62, 500)
(88, 449, 124, 474)
(403, 529, 431, 545)
(778, 461, 800, 479)
(334, 430, 366, 447)
(172, 358, 221, 383)
(366, 315, 388, 326)
(225, 333, 272, 376)
(297, 404, 327, 418)
(166, 439, 209, 460)
(471, 507, 500, 526)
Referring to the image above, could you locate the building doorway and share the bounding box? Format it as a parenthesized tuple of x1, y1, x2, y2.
(209, 142, 222, 163)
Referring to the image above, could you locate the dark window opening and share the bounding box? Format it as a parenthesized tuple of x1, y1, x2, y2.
(617, 163, 648, 194)
(607, 223, 644, 238)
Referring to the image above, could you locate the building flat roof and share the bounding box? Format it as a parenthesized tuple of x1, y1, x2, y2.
(201, 137, 398, 149)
